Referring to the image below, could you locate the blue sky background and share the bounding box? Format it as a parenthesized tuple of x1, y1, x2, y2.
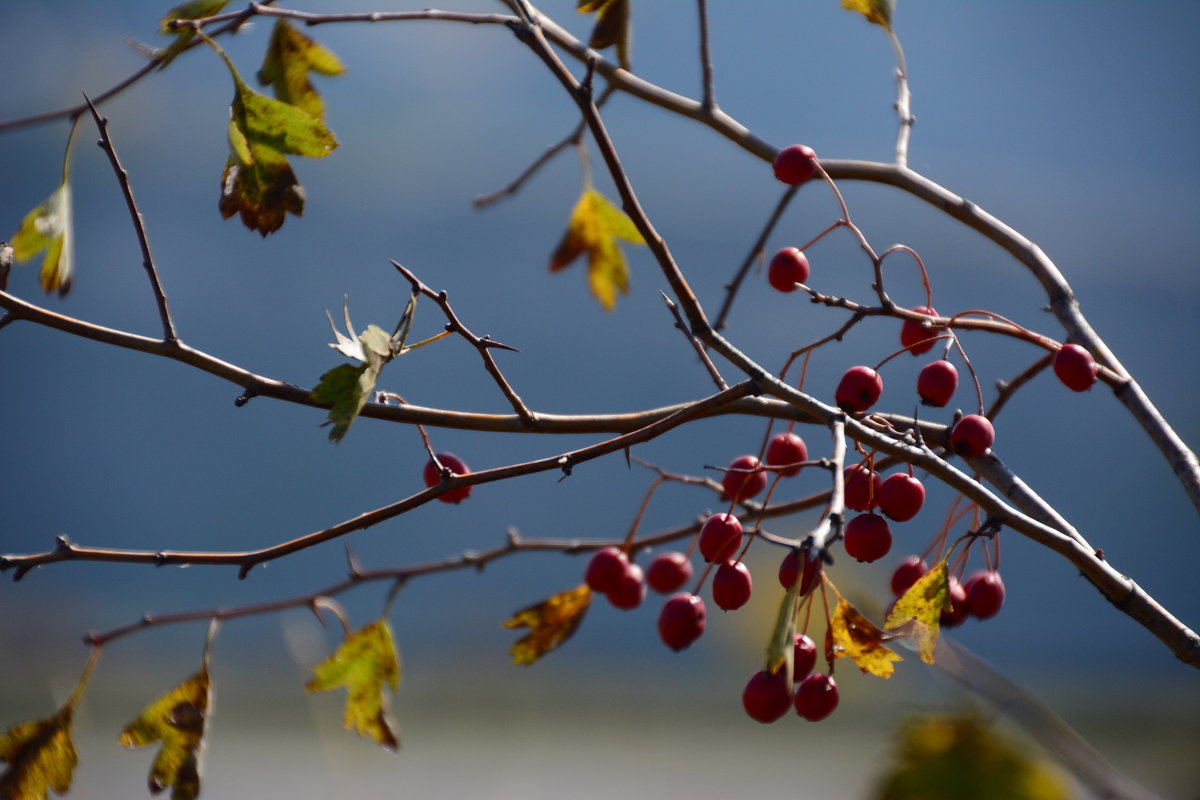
(2, 2, 1198, 797)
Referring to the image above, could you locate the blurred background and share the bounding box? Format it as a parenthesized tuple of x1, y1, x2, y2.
(2, 1, 1197, 797)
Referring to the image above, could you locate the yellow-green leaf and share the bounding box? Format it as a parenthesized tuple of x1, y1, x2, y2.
(118, 668, 211, 800)
(10, 181, 73, 296)
(578, 0, 631, 68)
(306, 619, 401, 751)
(885, 558, 949, 664)
(549, 188, 643, 311)
(830, 597, 901, 678)
(201, 32, 338, 235)
(841, 0, 894, 31)
(156, 0, 232, 67)
(258, 20, 346, 120)
(503, 584, 592, 666)
(0, 706, 77, 800)
(878, 715, 1070, 800)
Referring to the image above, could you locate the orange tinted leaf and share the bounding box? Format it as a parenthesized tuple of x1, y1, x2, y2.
(306, 619, 401, 751)
(118, 668, 211, 800)
(503, 584, 592, 666)
(830, 597, 901, 678)
(885, 558, 949, 664)
(548, 189, 643, 310)
(0, 706, 77, 800)
(841, 0, 894, 31)
(578, 0, 631, 66)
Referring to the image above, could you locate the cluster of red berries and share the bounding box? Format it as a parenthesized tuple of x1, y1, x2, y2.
(742, 632, 837, 723)
(839, 463, 926, 563)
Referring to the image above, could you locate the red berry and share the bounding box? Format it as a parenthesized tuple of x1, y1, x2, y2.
(877, 473, 925, 522)
(793, 633, 817, 681)
(698, 513, 743, 563)
(742, 669, 793, 724)
(900, 306, 939, 356)
(949, 414, 995, 458)
(767, 247, 810, 293)
(917, 360, 958, 407)
(798, 554, 823, 597)
(658, 593, 707, 651)
(646, 551, 692, 594)
(606, 562, 646, 610)
(584, 547, 629, 593)
(843, 513, 893, 562)
(844, 464, 882, 511)
(890, 555, 929, 596)
(772, 144, 819, 185)
(722, 454, 767, 502)
(778, 549, 800, 590)
(835, 366, 884, 413)
(963, 569, 1006, 619)
(765, 431, 808, 476)
(423, 452, 472, 503)
(794, 673, 839, 721)
(940, 576, 969, 628)
(712, 561, 753, 611)
(1053, 344, 1099, 392)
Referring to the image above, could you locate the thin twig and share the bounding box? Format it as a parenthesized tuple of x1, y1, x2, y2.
(712, 184, 798, 334)
(661, 291, 726, 390)
(695, 0, 716, 109)
(2, 381, 758, 578)
(82, 95, 178, 343)
(987, 352, 1053, 421)
(390, 260, 535, 426)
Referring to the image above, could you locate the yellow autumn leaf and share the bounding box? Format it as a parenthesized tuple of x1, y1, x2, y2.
(830, 597, 901, 678)
(0, 706, 77, 800)
(503, 584, 592, 666)
(306, 619, 401, 751)
(119, 668, 211, 800)
(841, 0, 894, 31)
(548, 188, 644, 311)
(9, 181, 73, 296)
(257, 19, 346, 120)
(885, 558, 949, 664)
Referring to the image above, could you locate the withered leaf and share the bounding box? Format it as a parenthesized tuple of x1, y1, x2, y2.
(830, 597, 901, 678)
(0, 705, 77, 800)
(118, 668, 211, 800)
(841, 0, 894, 31)
(503, 584, 592, 666)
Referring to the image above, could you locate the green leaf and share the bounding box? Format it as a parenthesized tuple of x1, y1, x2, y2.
(885, 558, 949, 664)
(312, 300, 397, 442)
(306, 619, 401, 751)
(202, 32, 338, 235)
(765, 581, 799, 676)
(9, 181, 72, 296)
(548, 188, 644, 311)
(0, 706, 77, 800)
(503, 584, 593, 666)
(118, 668, 211, 800)
(156, 0, 232, 68)
(877, 715, 1070, 800)
(258, 20, 346, 120)
(841, 0, 894, 31)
